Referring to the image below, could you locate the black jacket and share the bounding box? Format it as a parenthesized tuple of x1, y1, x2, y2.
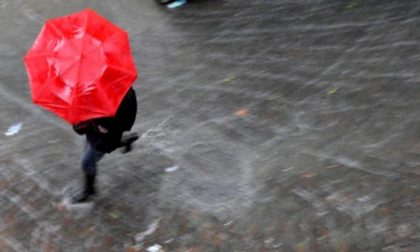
(73, 88, 137, 153)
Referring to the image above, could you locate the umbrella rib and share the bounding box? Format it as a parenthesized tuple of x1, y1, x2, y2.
(69, 16, 89, 123)
(97, 80, 115, 116)
(46, 21, 66, 37)
(47, 21, 81, 55)
(107, 64, 137, 78)
(57, 60, 79, 79)
(69, 81, 79, 123)
(32, 78, 69, 108)
(24, 52, 52, 59)
(31, 77, 54, 103)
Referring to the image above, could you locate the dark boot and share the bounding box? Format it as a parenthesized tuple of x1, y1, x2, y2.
(72, 174, 96, 203)
(120, 132, 139, 154)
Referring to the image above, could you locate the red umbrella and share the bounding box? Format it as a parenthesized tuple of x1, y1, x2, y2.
(24, 8, 137, 124)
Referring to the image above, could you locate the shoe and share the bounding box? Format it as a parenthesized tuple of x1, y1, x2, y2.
(120, 132, 139, 154)
(72, 174, 96, 203)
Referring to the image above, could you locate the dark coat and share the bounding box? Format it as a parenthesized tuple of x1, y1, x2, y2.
(73, 87, 137, 153)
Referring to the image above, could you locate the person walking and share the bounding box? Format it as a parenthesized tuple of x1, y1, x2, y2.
(23, 9, 140, 203)
(71, 87, 139, 203)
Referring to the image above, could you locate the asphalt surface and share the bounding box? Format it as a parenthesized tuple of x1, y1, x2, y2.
(1, 0, 420, 251)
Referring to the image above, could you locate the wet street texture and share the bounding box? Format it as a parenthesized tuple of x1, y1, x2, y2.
(1, 0, 420, 251)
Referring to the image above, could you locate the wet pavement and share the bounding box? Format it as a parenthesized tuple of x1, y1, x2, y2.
(1, 0, 420, 251)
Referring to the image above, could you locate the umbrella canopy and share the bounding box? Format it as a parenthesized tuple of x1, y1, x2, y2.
(24, 8, 137, 124)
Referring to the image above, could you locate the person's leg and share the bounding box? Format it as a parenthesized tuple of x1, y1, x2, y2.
(73, 141, 105, 203)
(82, 142, 105, 176)
(119, 132, 139, 153)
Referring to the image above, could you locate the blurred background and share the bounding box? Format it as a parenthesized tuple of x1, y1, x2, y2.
(0, 0, 420, 251)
